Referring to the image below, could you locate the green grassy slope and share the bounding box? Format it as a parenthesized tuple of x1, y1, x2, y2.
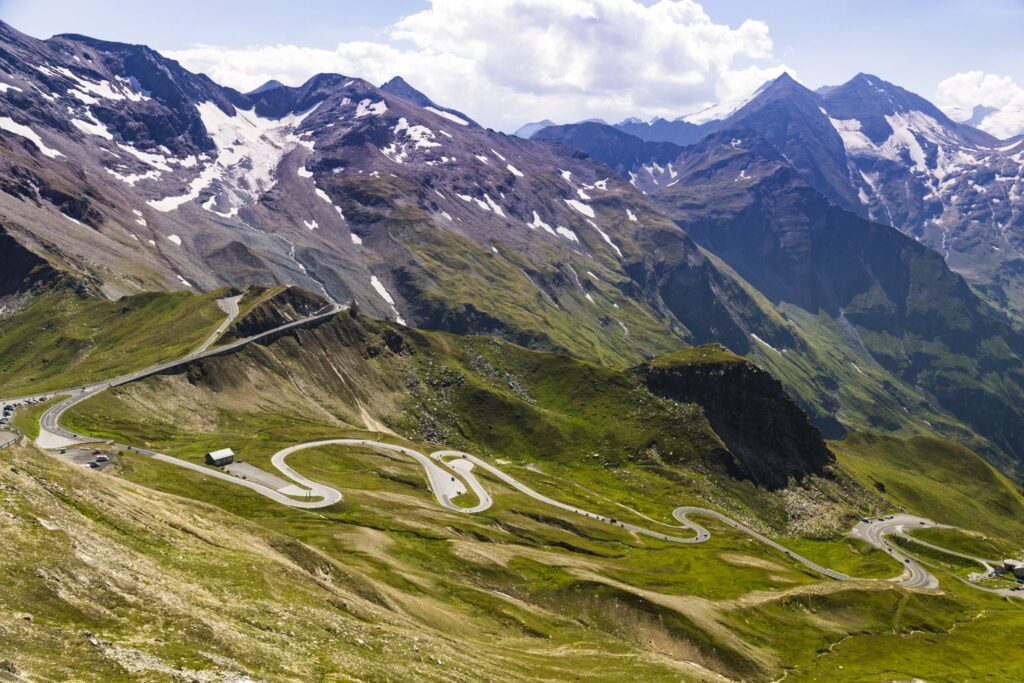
(908, 526, 1023, 560)
(2, 441, 722, 681)
(833, 432, 1024, 543)
(17, 308, 1024, 680)
(63, 313, 883, 536)
(0, 286, 229, 395)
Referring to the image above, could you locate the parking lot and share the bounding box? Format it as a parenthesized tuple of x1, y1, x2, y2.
(57, 446, 116, 471)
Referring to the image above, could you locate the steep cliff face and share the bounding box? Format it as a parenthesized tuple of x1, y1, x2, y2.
(0, 224, 77, 300)
(633, 345, 835, 489)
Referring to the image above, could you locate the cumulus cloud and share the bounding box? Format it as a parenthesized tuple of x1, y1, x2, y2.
(936, 71, 1024, 139)
(164, 0, 788, 131)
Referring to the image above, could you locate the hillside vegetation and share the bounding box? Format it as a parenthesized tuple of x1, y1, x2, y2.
(65, 311, 879, 534)
(33, 309, 1024, 680)
(0, 286, 229, 395)
(833, 432, 1024, 543)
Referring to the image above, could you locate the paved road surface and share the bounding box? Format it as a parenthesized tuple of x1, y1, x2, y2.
(888, 525, 1024, 598)
(195, 294, 242, 353)
(34, 301, 342, 448)
(674, 507, 852, 581)
(849, 515, 941, 590)
(6, 297, 1021, 597)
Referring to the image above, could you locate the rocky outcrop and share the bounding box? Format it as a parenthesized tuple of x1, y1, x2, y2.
(222, 286, 329, 340)
(0, 224, 59, 296)
(633, 345, 835, 489)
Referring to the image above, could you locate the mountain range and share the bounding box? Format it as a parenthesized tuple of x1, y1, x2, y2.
(535, 73, 1024, 320)
(4, 17, 1024, 681)
(3, 21, 1024, 477)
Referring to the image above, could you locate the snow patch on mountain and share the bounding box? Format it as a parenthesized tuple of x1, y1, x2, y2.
(564, 198, 595, 218)
(555, 226, 579, 243)
(118, 144, 174, 172)
(355, 99, 387, 118)
(528, 210, 556, 236)
(381, 117, 442, 163)
(425, 106, 468, 125)
(483, 194, 505, 217)
(0, 116, 63, 157)
(827, 116, 876, 154)
(370, 275, 405, 325)
(151, 102, 317, 213)
(883, 113, 928, 172)
(36, 63, 142, 104)
(201, 196, 239, 218)
(395, 118, 440, 149)
(106, 167, 160, 186)
(585, 219, 622, 257)
(71, 116, 113, 140)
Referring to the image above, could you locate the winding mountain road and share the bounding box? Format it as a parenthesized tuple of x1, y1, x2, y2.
(4, 296, 1020, 598)
(196, 294, 243, 353)
(34, 300, 342, 448)
(849, 515, 941, 589)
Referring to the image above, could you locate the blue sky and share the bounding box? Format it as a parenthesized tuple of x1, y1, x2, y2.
(707, 1, 1024, 92)
(3, 0, 1022, 132)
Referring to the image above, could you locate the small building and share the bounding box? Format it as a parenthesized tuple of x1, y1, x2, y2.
(1004, 559, 1024, 579)
(205, 448, 235, 466)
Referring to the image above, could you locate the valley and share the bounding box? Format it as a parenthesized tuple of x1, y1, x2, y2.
(4, 285, 1023, 679)
(2, 8, 1024, 681)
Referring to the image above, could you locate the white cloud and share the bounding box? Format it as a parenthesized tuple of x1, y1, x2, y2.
(935, 71, 1024, 139)
(165, 0, 787, 131)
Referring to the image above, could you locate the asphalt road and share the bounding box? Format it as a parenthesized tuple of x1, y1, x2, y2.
(195, 294, 242, 353)
(34, 300, 342, 447)
(882, 523, 1024, 598)
(673, 506, 852, 581)
(5, 296, 1020, 597)
(849, 514, 940, 590)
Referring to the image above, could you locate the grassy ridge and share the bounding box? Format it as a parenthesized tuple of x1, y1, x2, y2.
(908, 526, 1023, 560)
(44, 311, 1024, 680)
(833, 432, 1024, 543)
(0, 287, 228, 395)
